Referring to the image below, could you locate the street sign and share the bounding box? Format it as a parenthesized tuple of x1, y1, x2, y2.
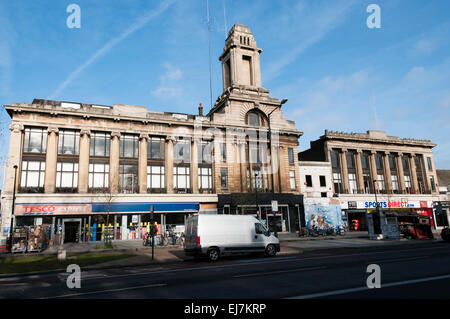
(271, 200, 278, 213)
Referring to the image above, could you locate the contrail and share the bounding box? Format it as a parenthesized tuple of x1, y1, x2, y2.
(50, 0, 174, 99)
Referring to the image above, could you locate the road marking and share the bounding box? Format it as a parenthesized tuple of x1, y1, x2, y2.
(235, 256, 298, 263)
(286, 273, 450, 299)
(233, 266, 327, 278)
(41, 283, 167, 299)
(368, 255, 429, 264)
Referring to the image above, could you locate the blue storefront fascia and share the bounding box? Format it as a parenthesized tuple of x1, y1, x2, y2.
(19, 202, 200, 216)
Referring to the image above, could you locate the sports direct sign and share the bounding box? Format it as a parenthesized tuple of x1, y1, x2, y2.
(15, 204, 92, 216)
(364, 201, 410, 208)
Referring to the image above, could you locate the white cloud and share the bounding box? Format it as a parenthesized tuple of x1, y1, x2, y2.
(160, 62, 182, 82)
(152, 86, 182, 98)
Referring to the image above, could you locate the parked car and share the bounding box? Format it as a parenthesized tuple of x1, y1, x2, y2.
(184, 214, 280, 261)
(441, 227, 450, 242)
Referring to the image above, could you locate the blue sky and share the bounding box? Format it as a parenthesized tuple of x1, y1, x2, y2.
(0, 0, 449, 171)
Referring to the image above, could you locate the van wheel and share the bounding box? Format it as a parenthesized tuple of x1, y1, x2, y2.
(265, 244, 277, 257)
(207, 248, 220, 262)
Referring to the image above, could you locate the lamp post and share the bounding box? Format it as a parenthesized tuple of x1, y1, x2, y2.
(8, 165, 18, 253)
(372, 179, 382, 235)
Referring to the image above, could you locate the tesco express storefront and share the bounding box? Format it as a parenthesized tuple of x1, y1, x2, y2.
(339, 196, 438, 232)
(13, 194, 218, 244)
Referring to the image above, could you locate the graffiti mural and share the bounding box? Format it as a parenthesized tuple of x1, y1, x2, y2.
(304, 198, 344, 234)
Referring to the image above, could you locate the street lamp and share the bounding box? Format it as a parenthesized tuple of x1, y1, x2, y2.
(8, 164, 18, 253)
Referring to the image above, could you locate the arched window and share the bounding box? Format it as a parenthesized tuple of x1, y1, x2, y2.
(245, 109, 267, 127)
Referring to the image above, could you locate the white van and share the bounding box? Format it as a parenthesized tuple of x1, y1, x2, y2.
(184, 214, 280, 261)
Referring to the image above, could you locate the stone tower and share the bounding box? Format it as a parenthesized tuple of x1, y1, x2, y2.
(219, 24, 263, 91)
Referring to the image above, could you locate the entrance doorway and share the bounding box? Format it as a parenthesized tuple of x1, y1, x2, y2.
(63, 220, 81, 243)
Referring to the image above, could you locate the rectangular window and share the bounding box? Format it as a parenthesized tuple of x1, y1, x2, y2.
(333, 172, 342, 194)
(305, 175, 312, 187)
(402, 156, 410, 172)
(348, 173, 357, 194)
(119, 164, 138, 193)
(174, 139, 191, 163)
(361, 152, 370, 169)
(88, 163, 109, 191)
(198, 140, 213, 164)
(20, 160, 45, 192)
(56, 161, 78, 191)
(391, 175, 398, 191)
(404, 175, 412, 193)
(289, 170, 296, 190)
(23, 127, 47, 154)
(346, 152, 355, 169)
(220, 168, 228, 188)
(58, 130, 80, 155)
(321, 192, 327, 198)
(389, 155, 397, 171)
(377, 174, 385, 191)
(319, 175, 326, 187)
(331, 150, 340, 168)
(288, 148, 295, 165)
(198, 166, 212, 191)
(90, 132, 110, 157)
(363, 173, 372, 193)
(148, 137, 165, 160)
(147, 165, 165, 192)
(375, 154, 384, 170)
(120, 134, 139, 158)
(430, 176, 436, 192)
(220, 143, 227, 162)
(173, 165, 191, 193)
(427, 157, 433, 171)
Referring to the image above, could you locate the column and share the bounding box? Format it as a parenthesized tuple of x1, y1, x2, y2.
(191, 138, 199, 194)
(409, 154, 419, 194)
(396, 153, 406, 193)
(109, 131, 120, 193)
(138, 133, 148, 194)
(5, 123, 24, 194)
(340, 149, 349, 193)
(369, 150, 377, 192)
(78, 129, 90, 193)
(44, 126, 59, 193)
(239, 141, 247, 192)
(355, 150, 364, 193)
(383, 151, 392, 193)
(165, 136, 174, 194)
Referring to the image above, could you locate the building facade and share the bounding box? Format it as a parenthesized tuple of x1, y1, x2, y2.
(0, 25, 303, 247)
(436, 169, 450, 227)
(299, 129, 441, 232)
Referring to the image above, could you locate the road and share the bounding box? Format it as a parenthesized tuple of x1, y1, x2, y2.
(1, 241, 449, 299)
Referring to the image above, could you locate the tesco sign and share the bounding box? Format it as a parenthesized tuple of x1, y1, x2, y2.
(365, 201, 409, 208)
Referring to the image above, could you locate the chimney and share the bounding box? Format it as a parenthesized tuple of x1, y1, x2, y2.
(198, 103, 203, 116)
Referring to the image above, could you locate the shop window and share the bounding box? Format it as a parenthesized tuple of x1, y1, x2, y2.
(19, 160, 45, 192)
(147, 164, 165, 192)
(58, 129, 80, 155)
(23, 127, 47, 154)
